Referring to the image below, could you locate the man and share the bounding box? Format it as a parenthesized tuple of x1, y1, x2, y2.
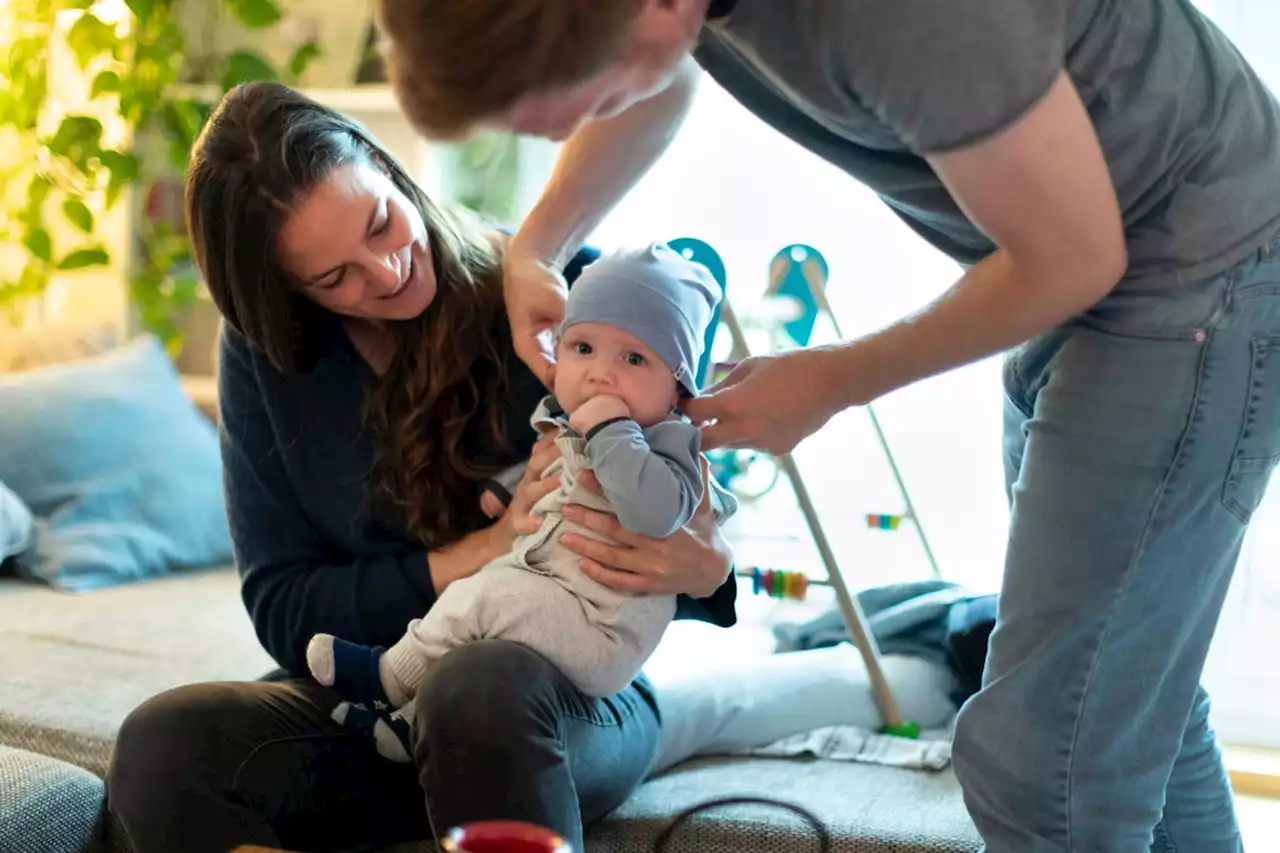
(375, 1, 1280, 850)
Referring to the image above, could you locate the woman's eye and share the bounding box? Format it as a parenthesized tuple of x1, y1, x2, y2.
(320, 269, 346, 290)
(372, 215, 391, 236)
(574, 342, 592, 355)
(627, 352, 646, 366)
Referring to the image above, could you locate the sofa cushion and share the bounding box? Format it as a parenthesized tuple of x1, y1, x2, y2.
(0, 568, 979, 853)
(0, 322, 119, 374)
(0, 744, 106, 853)
(0, 479, 33, 562)
(0, 569, 274, 777)
(586, 757, 979, 853)
(379, 758, 980, 853)
(0, 334, 232, 591)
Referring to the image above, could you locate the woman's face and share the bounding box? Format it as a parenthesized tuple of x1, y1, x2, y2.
(276, 160, 437, 322)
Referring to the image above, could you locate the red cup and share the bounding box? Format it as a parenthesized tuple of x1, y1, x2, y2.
(441, 821, 573, 853)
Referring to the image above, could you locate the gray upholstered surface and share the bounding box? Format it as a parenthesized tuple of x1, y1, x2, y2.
(1, 570, 977, 853)
(0, 569, 273, 778)
(0, 744, 106, 853)
(379, 757, 980, 853)
(584, 757, 980, 853)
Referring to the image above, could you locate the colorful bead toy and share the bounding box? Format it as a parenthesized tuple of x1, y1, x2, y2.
(744, 567, 815, 601)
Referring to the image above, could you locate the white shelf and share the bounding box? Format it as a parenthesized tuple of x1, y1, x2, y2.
(171, 83, 401, 115)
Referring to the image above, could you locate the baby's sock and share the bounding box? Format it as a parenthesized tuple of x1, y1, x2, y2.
(330, 701, 413, 763)
(306, 634, 410, 708)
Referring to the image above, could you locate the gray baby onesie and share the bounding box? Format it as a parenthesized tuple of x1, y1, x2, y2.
(380, 396, 736, 701)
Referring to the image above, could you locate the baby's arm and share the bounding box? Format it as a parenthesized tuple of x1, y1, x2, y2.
(584, 418, 704, 538)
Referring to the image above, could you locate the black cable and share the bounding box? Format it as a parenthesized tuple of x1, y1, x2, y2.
(651, 796, 832, 853)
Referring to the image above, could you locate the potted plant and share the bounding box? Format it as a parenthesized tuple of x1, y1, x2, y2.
(0, 0, 322, 359)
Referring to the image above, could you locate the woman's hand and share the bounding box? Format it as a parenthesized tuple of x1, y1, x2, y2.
(560, 459, 734, 599)
(502, 250, 569, 389)
(487, 435, 562, 553)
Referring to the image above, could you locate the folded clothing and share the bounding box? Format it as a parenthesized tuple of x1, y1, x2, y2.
(773, 580, 998, 706)
(648, 644, 958, 775)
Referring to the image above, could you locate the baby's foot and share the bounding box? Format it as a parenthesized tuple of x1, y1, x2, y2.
(307, 634, 394, 709)
(331, 701, 413, 763)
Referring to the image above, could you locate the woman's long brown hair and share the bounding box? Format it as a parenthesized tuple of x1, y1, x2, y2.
(185, 81, 512, 549)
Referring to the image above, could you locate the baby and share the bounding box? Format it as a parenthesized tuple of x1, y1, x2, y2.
(306, 242, 736, 760)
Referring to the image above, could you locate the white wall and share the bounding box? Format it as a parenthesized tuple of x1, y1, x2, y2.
(584, 1, 1280, 747)
(587, 74, 1007, 594)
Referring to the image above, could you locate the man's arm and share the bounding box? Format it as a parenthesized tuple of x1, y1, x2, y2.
(508, 56, 701, 268)
(691, 71, 1128, 452)
(824, 70, 1127, 405)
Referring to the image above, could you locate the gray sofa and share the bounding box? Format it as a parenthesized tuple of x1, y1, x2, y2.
(0, 327, 980, 853)
(0, 566, 980, 853)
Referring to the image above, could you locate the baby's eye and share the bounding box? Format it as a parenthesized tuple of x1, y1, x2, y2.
(574, 342, 593, 355)
(626, 352, 647, 366)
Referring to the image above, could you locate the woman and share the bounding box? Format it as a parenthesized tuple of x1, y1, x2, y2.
(104, 80, 738, 853)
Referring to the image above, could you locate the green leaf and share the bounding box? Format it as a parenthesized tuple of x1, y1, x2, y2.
(220, 50, 278, 91)
(65, 13, 116, 71)
(24, 229, 52, 263)
(125, 0, 154, 25)
(99, 149, 140, 182)
(62, 198, 95, 233)
(48, 116, 104, 173)
(171, 271, 201, 306)
(224, 0, 283, 29)
(90, 70, 120, 99)
(57, 248, 110, 270)
(163, 99, 205, 148)
(26, 174, 52, 216)
(289, 40, 322, 80)
(55, 0, 96, 10)
(20, 264, 47, 294)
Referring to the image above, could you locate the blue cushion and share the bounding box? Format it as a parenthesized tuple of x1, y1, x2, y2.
(0, 335, 231, 591)
(0, 480, 33, 563)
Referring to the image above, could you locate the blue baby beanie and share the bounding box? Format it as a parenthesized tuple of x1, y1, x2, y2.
(561, 242, 722, 397)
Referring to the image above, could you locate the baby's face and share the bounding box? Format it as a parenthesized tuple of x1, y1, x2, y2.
(555, 322, 680, 427)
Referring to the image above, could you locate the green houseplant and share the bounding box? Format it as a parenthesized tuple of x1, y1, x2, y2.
(0, 0, 320, 351)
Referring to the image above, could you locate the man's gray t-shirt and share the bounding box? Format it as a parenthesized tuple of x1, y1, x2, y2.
(694, 0, 1280, 286)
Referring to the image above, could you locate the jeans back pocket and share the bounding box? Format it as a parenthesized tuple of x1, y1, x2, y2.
(1223, 334, 1280, 523)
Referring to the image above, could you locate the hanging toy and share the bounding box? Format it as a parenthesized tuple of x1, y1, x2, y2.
(742, 567, 814, 601)
(865, 513, 904, 531)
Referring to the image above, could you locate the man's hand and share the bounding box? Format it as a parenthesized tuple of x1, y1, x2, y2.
(569, 395, 632, 435)
(684, 349, 847, 454)
(502, 251, 569, 389)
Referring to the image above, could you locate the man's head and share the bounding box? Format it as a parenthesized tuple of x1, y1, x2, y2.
(554, 243, 722, 425)
(375, 0, 711, 141)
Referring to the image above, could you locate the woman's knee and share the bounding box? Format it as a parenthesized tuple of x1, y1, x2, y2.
(107, 683, 250, 820)
(415, 640, 565, 750)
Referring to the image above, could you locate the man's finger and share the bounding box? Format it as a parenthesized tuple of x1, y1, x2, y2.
(682, 390, 726, 427)
(698, 420, 744, 452)
(701, 362, 754, 396)
(514, 335, 557, 388)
